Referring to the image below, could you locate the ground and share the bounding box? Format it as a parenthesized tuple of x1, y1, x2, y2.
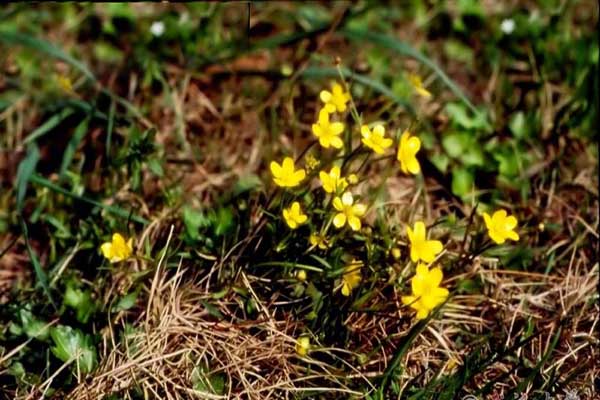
(0, 2, 598, 400)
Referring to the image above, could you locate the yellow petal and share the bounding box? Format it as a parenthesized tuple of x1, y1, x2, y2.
(426, 240, 443, 257)
(352, 204, 366, 217)
(282, 157, 294, 171)
(407, 136, 421, 153)
(341, 192, 353, 206)
(312, 123, 323, 137)
(406, 226, 414, 242)
(348, 216, 361, 231)
(330, 122, 345, 135)
(413, 222, 426, 241)
(416, 308, 430, 320)
(493, 209, 508, 223)
(332, 197, 344, 211)
(505, 215, 518, 230)
(112, 233, 126, 247)
(361, 125, 370, 136)
(320, 90, 332, 103)
(330, 136, 344, 149)
(428, 267, 443, 287)
(100, 243, 113, 259)
(416, 263, 429, 276)
(341, 283, 351, 296)
(318, 109, 329, 125)
(333, 213, 347, 228)
(489, 230, 505, 245)
(292, 169, 306, 184)
(270, 161, 282, 177)
(507, 230, 520, 241)
(406, 157, 421, 174)
(483, 212, 492, 229)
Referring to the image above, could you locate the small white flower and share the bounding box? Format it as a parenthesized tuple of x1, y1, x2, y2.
(500, 18, 515, 35)
(150, 21, 165, 37)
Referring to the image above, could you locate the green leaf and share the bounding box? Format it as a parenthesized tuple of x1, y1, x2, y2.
(201, 301, 224, 319)
(18, 309, 49, 340)
(233, 174, 262, 196)
(50, 325, 97, 374)
(214, 207, 234, 237)
(113, 290, 139, 312)
(182, 207, 211, 241)
(451, 167, 474, 197)
(445, 102, 490, 131)
(493, 149, 519, 177)
(64, 284, 96, 324)
(508, 111, 527, 139)
(442, 132, 469, 158)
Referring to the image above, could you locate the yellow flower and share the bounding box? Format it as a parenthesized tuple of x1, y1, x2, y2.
(348, 174, 358, 184)
(320, 82, 351, 113)
(305, 153, 320, 171)
(341, 259, 363, 296)
(283, 201, 308, 229)
(319, 166, 348, 194)
(309, 233, 329, 250)
(101, 233, 133, 263)
(407, 221, 443, 263)
(295, 336, 311, 356)
(295, 269, 307, 282)
(56, 74, 73, 93)
(312, 109, 344, 149)
(407, 73, 432, 98)
(332, 192, 367, 231)
(402, 264, 449, 320)
(361, 124, 393, 154)
(270, 157, 306, 188)
(397, 130, 421, 174)
(483, 210, 519, 244)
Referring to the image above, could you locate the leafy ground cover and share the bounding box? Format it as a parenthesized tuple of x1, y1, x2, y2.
(0, 2, 598, 399)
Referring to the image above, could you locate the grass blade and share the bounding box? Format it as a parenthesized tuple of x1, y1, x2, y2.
(0, 30, 96, 81)
(23, 108, 75, 145)
(29, 174, 149, 225)
(59, 116, 90, 179)
(106, 99, 116, 159)
(302, 66, 416, 116)
(339, 28, 479, 115)
(16, 145, 54, 306)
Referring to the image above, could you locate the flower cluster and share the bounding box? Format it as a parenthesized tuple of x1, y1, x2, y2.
(263, 79, 521, 343)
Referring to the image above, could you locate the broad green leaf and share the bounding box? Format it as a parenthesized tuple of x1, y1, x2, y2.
(19, 309, 49, 340)
(50, 325, 97, 374)
(64, 284, 96, 323)
(451, 167, 474, 197)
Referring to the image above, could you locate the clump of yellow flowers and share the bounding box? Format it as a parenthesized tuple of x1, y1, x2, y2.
(264, 77, 520, 327)
(101, 233, 133, 263)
